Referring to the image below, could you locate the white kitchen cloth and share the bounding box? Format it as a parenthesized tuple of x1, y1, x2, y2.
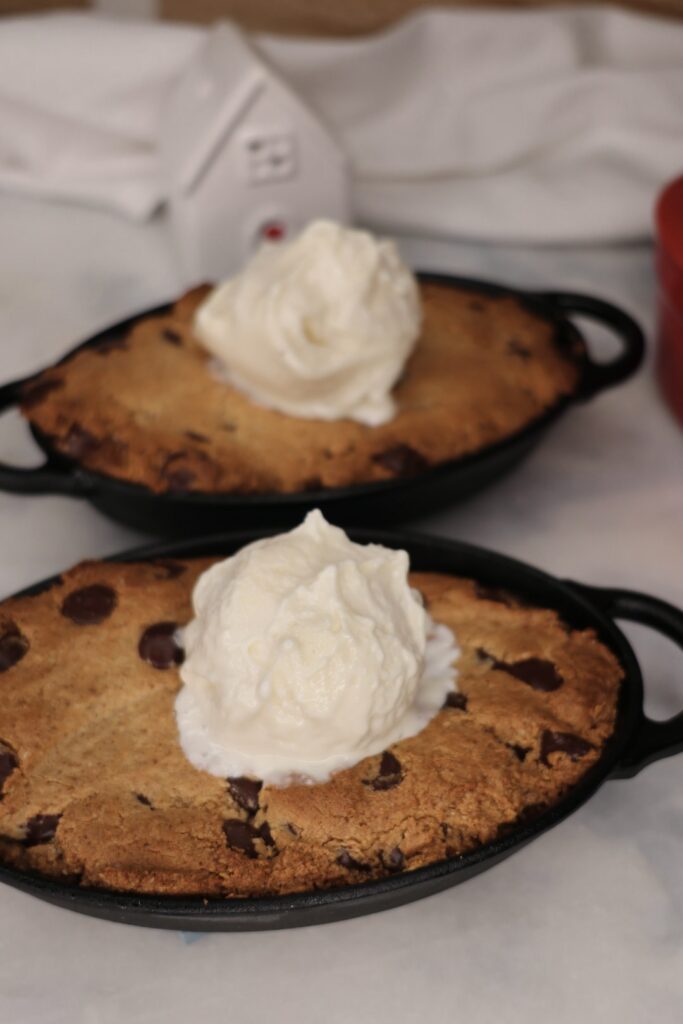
(1, 7, 683, 241)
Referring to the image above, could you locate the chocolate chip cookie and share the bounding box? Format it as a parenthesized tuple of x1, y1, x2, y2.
(20, 281, 581, 495)
(0, 557, 621, 897)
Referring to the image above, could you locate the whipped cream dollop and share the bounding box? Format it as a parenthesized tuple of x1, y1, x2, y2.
(175, 510, 459, 783)
(193, 220, 422, 426)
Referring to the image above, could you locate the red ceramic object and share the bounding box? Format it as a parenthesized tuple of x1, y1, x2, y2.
(656, 174, 683, 428)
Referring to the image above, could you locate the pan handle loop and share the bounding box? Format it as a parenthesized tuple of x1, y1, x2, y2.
(0, 379, 92, 496)
(536, 292, 645, 401)
(569, 582, 683, 778)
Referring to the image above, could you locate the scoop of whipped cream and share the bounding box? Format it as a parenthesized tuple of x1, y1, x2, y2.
(175, 510, 459, 783)
(192, 220, 422, 426)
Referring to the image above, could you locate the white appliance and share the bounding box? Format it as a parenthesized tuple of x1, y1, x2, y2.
(160, 23, 350, 286)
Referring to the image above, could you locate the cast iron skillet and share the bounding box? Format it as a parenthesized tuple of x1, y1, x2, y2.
(0, 274, 644, 533)
(1, 528, 681, 931)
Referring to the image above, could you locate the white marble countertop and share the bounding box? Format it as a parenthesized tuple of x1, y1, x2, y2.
(1, 194, 682, 1024)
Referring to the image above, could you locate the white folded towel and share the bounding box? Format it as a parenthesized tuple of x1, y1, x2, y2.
(1, 8, 682, 241)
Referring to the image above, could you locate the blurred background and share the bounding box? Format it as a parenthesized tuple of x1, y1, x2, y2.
(2, 0, 683, 28)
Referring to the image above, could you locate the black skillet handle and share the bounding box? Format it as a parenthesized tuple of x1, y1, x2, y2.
(570, 582, 683, 778)
(537, 292, 645, 401)
(0, 379, 92, 496)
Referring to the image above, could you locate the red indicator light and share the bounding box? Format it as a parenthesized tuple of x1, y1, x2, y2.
(262, 221, 286, 241)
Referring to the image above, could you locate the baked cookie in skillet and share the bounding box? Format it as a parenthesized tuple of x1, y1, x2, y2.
(0, 558, 621, 897)
(19, 280, 581, 496)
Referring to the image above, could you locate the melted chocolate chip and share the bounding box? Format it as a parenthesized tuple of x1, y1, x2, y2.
(61, 584, 117, 626)
(167, 468, 196, 491)
(366, 751, 403, 791)
(382, 847, 404, 872)
(161, 452, 196, 492)
(95, 327, 128, 355)
(223, 819, 258, 859)
(24, 813, 60, 847)
(496, 802, 548, 839)
(162, 328, 182, 346)
(184, 430, 209, 443)
(444, 691, 468, 711)
(507, 338, 532, 360)
(517, 801, 549, 825)
(135, 793, 154, 808)
(0, 747, 18, 795)
(258, 821, 275, 848)
(64, 424, 100, 460)
(0, 624, 29, 672)
(228, 777, 262, 816)
(337, 849, 371, 872)
(540, 730, 593, 766)
(20, 377, 64, 409)
(151, 559, 186, 580)
(488, 655, 564, 692)
(138, 622, 184, 670)
(508, 743, 530, 762)
(373, 444, 429, 478)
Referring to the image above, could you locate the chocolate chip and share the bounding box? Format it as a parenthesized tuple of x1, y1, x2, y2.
(257, 821, 275, 848)
(490, 655, 564, 692)
(0, 623, 29, 672)
(24, 813, 60, 847)
(161, 452, 196, 492)
(508, 743, 530, 762)
(167, 468, 196, 491)
(0, 747, 17, 796)
(135, 793, 154, 808)
(162, 328, 182, 346)
(64, 424, 100, 460)
(474, 583, 516, 606)
(496, 801, 548, 838)
(382, 847, 404, 872)
(443, 691, 468, 710)
(223, 818, 258, 858)
(138, 622, 184, 670)
(540, 730, 593, 766)
(95, 327, 128, 355)
(337, 849, 371, 872)
(151, 559, 186, 580)
(20, 377, 64, 409)
(517, 801, 548, 825)
(373, 444, 429, 477)
(507, 338, 532, 360)
(184, 431, 209, 443)
(61, 584, 117, 625)
(469, 299, 485, 312)
(228, 777, 262, 816)
(366, 751, 403, 791)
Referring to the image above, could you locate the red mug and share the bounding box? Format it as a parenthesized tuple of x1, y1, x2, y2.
(656, 174, 683, 429)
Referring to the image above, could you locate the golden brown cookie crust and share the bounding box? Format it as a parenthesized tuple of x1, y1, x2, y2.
(20, 282, 581, 495)
(0, 558, 621, 897)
